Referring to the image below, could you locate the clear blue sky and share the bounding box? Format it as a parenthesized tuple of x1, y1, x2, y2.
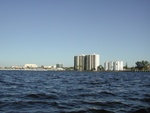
(0, 0, 150, 67)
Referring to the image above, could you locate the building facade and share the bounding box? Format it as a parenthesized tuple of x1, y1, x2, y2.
(104, 61, 123, 71)
(24, 64, 38, 68)
(74, 54, 85, 71)
(104, 62, 108, 71)
(113, 61, 124, 71)
(108, 61, 114, 71)
(90, 53, 100, 71)
(56, 63, 63, 68)
(74, 53, 100, 71)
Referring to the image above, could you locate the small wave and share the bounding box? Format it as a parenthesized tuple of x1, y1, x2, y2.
(99, 91, 116, 96)
(0, 101, 59, 109)
(0, 101, 60, 113)
(0, 101, 8, 108)
(63, 108, 114, 113)
(82, 100, 128, 108)
(88, 108, 114, 113)
(132, 107, 150, 113)
(81, 101, 101, 106)
(89, 82, 101, 85)
(144, 94, 150, 97)
(0, 79, 7, 84)
(78, 91, 115, 97)
(140, 98, 150, 103)
(25, 93, 58, 99)
(79, 93, 97, 97)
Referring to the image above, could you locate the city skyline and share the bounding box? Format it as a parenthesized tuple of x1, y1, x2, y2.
(0, 0, 150, 67)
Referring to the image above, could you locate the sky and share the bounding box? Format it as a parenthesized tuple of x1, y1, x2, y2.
(0, 0, 150, 67)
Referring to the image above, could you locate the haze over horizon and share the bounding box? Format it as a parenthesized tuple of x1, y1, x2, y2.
(0, 0, 150, 67)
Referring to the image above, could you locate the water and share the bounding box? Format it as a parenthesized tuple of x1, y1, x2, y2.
(0, 70, 150, 113)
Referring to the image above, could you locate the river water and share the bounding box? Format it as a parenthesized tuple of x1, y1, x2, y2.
(0, 71, 150, 113)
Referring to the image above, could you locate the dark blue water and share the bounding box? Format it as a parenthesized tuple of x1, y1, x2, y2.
(0, 71, 150, 113)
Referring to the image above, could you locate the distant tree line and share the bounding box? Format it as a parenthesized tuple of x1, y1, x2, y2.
(135, 60, 150, 71)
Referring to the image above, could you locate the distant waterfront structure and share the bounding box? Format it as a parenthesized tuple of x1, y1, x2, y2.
(108, 61, 113, 71)
(113, 61, 119, 71)
(43, 66, 52, 69)
(56, 63, 63, 68)
(24, 64, 38, 68)
(74, 53, 100, 71)
(113, 61, 123, 71)
(104, 62, 108, 71)
(12, 66, 23, 69)
(85, 53, 100, 71)
(74, 54, 85, 71)
(104, 61, 123, 71)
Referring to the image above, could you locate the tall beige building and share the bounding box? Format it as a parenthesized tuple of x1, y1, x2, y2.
(86, 53, 100, 71)
(74, 54, 85, 71)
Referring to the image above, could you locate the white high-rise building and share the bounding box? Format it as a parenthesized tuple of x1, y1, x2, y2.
(120, 61, 123, 70)
(91, 53, 100, 71)
(113, 61, 120, 71)
(104, 62, 108, 71)
(104, 61, 124, 71)
(113, 61, 124, 71)
(74, 53, 100, 71)
(108, 61, 113, 71)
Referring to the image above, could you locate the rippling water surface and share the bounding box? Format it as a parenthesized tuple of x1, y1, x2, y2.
(0, 71, 150, 113)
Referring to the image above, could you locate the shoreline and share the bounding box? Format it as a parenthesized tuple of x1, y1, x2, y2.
(0, 69, 149, 72)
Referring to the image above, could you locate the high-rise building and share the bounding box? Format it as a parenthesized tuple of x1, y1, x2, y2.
(90, 53, 100, 71)
(74, 53, 100, 71)
(56, 63, 63, 68)
(85, 55, 91, 71)
(74, 54, 85, 71)
(113, 61, 120, 71)
(104, 62, 108, 71)
(108, 61, 113, 71)
(104, 61, 124, 71)
(74, 56, 79, 70)
(113, 61, 124, 71)
(120, 61, 123, 70)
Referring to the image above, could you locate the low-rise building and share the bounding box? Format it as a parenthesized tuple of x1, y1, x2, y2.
(24, 64, 38, 68)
